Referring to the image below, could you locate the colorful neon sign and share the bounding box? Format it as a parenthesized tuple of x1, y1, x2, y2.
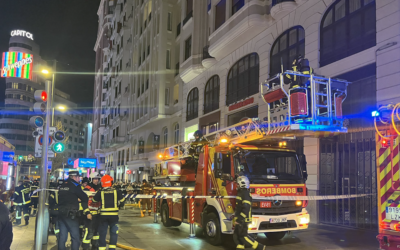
(1, 52, 33, 79)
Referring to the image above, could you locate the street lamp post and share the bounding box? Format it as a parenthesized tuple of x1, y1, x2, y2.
(35, 77, 52, 250)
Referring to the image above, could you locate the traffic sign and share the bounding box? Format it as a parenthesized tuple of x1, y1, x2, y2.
(38, 135, 53, 146)
(47, 161, 52, 173)
(35, 127, 57, 158)
(52, 142, 65, 153)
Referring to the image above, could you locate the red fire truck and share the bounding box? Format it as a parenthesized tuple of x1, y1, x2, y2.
(375, 104, 400, 249)
(153, 71, 349, 245)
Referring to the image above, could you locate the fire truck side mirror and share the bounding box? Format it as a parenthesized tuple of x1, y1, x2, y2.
(299, 154, 308, 180)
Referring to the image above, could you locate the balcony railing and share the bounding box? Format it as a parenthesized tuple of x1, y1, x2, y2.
(182, 11, 193, 26)
(272, 0, 295, 6)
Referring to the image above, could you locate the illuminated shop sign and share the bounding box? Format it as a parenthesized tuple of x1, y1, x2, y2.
(11, 30, 34, 40)
(1, 52, 33, 79)
(74, 158, 97, 168)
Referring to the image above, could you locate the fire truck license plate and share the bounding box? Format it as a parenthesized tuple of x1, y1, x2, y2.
(260, 201, 271, 208)
(270, 217, 287, 223)
(386, 207, 400, 220)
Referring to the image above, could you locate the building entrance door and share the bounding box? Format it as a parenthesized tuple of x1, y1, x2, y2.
(319, 131, 378, 229)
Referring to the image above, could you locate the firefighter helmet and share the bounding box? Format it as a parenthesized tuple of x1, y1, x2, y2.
(101, 175, 113, 187)
(90, 172, 101, 179)
(194, 130, 203, 138)
(236, 175, 250, 189)
(82, 177, 89, 184)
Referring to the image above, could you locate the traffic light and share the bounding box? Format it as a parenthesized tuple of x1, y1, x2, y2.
(29, 116, 44, 128)
(53, 131, 65, 141)
(51, 130, 66, 153)
(33, 90, 47, 114)
(53, 142, 65, 153)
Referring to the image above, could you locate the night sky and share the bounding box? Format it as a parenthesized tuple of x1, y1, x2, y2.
(0, 0, 100, 109)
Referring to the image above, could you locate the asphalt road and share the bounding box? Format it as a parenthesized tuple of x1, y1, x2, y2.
(115, 207, 379, 250)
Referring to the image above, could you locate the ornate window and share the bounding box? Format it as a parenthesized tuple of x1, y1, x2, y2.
(320, 0, 376, 66)
(186, 88, 199, 121)
(163, 128, 168, 148)
(204, 75, 220, 114)
(270, 26, 305, 76)
(227, 53, 259, 105)
(174, 124, 180, 144)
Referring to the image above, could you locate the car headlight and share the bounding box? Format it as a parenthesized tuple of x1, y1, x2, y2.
(300, 216, 310, 225)
(248, 219, 258, 230)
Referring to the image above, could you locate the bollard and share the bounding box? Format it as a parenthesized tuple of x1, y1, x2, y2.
(153, 197, 158, 223)
(188, 196, 195, 238)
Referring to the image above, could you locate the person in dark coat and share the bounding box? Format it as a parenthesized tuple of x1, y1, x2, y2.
(0, 201, 13, 250)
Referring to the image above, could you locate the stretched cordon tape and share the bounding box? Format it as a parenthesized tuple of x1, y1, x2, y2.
(30, 189, 373, 201)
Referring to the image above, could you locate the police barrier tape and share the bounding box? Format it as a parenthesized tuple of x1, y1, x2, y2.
(31, 189, 373, 201)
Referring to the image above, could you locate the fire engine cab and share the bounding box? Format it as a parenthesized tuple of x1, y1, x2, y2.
(153, 71, 350, 245)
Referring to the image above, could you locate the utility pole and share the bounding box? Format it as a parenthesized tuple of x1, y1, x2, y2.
(35, 79, 52, 250)
(51, 60, 57, 126)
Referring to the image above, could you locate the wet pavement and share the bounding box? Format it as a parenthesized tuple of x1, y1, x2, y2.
(11, 206, 380, 250)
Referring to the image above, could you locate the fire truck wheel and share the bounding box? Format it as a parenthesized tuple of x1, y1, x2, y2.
(265, 231, 286, 240)
(204, 212, 222, 245)
(172, 220, 182, 226)
(161, 203, 173, 227)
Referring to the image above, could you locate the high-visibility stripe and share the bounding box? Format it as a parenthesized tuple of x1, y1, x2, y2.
(100, 212, 118, 216)
(237, 245, 245, 249)
(243, 200, 251, 205)
(236, 196, 242, 200)
(101, 191, 105, 209)
(101, 207, 119, 211)
(109, 245, 116, 248)
(240, 212, 246, 218)
(93, 236, 99, 240)
(99, 247, 106, 250)
(114, 190, 117, 208)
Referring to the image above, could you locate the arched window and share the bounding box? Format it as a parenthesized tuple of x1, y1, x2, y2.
(174, 123, 180, 144)
(320, 0, 376, 66)
(186, 88, 199, 121)
(270, 26, 305, 76)
(204, 75, 220, 114)
(146, 133, 155, 152)
(163, 128, 168, 148)
(227, 53, 259, 105)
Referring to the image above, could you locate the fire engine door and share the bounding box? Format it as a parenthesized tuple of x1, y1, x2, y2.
(172, 193, 182, 220)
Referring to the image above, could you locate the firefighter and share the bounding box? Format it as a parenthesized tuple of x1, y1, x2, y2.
(48, 182, 59, 240)
(234, 175, 266, 250)
(12, 180, 31, 225)
(82, 172, 102, 250)
(30, 178, 39, 216)
(285, 54, 313, 89)
(92, 175, 125, 250)
(58, 170, 91, 250)
(89, 172, 102, 191)
(140, 179, 152, 216)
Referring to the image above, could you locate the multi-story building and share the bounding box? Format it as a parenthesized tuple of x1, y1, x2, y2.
(92, 0, 400, 228)
(1, 29, 91, 171)
(92, 0, 183, 181)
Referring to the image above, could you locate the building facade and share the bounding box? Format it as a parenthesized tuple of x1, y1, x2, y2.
(1, 30, 91, 171)
(92, 0, 400, 227)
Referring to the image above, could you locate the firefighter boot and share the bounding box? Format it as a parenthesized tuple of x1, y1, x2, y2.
(148, 210, 151, 216)
(25, 219, 29, 226)
(141, 210, 145, 217)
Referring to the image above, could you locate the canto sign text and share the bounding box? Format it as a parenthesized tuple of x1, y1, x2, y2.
(11, 30, 34, 40)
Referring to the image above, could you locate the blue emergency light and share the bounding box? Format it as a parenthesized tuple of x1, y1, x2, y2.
(372, 111, 380, 117)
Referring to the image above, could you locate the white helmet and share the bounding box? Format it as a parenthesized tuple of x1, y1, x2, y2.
(236, 175, 250, 189)
(90, 172, 101, 179)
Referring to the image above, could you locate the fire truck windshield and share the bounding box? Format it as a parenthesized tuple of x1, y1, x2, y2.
(240, 151, 302, 183)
